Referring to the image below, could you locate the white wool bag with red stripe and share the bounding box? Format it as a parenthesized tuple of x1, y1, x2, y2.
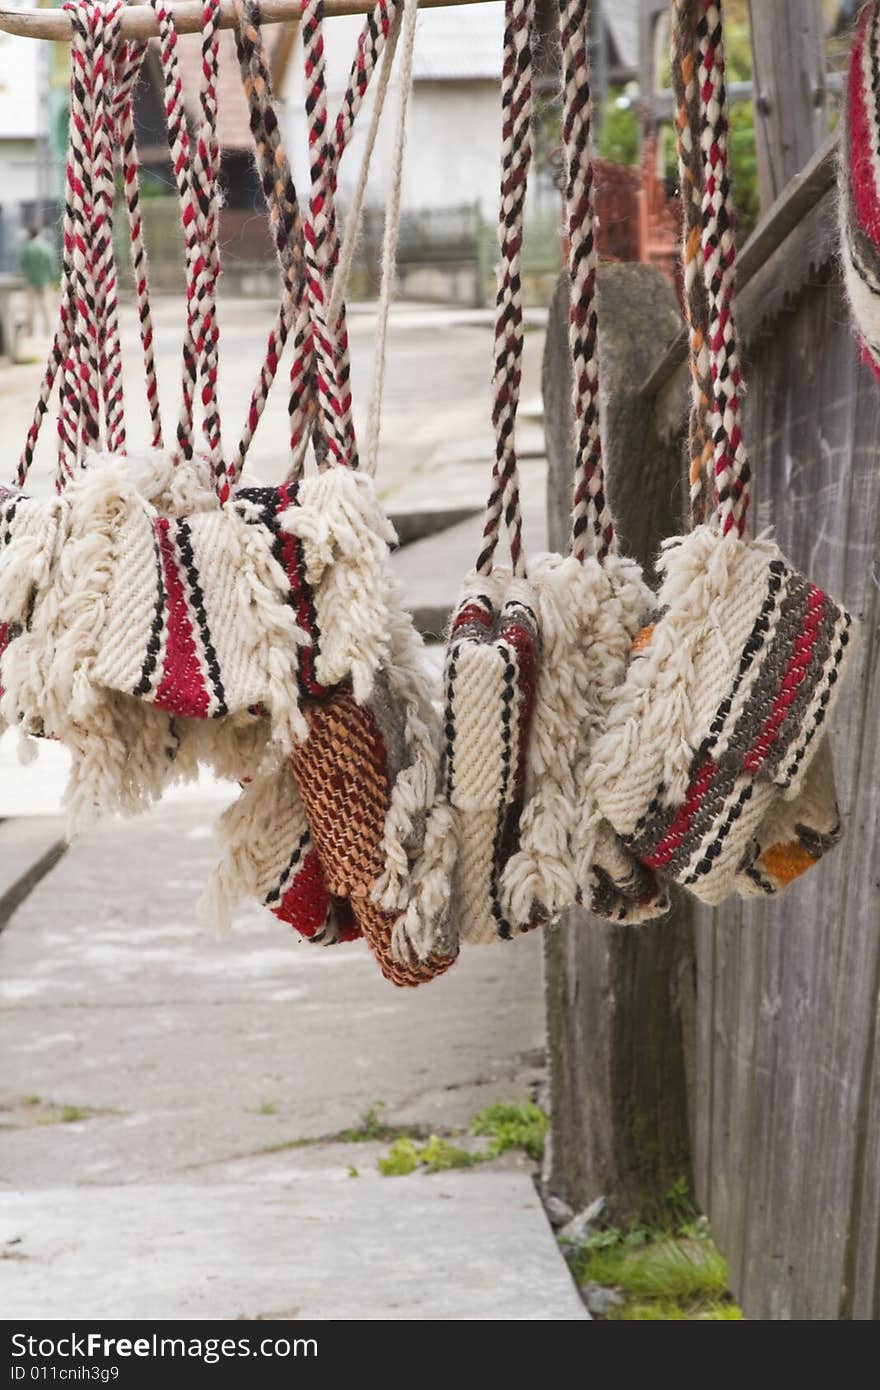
(0, 0, 441, 948)
(499, 0, 670, 929)
(203, 0, 455, 985)
(586, 0, 855, 908)
(394, 0, 668, 963)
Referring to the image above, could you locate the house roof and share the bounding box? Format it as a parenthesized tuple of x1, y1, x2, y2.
(173, 28, 253, 152)
(411, 2, 504, 81)
(604, 1, 639, 74)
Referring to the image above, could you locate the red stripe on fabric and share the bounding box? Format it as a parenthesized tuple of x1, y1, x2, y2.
(451, 602, 493, 635)
(0, 621, 8, 698)
(644, 757, 719, 868)
(848, 8, 880, 243)
(742, 586, 825, 775)
(153, 518, 210, 718)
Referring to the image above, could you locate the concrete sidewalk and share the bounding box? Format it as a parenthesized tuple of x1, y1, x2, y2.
(0, 805, 586, 1321)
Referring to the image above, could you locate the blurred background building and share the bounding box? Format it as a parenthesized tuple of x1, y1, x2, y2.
(0, 0, 862, 316)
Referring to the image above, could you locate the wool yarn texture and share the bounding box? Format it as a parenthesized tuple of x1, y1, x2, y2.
(396, 0, 669, 961)
(840, 0, 880, 383)
(203, 0, 455, 985)
(0, 0, 445, 986)
(587, 0, 856, 908)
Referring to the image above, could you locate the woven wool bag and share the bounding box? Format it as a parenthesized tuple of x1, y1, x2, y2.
(587, 0, 855, 908)
(204, 0, 456, 986)
(396, 0, 668, 963)
(840, 0, 880, 381)
(0, 0, 443, 971)
(671, 0, 847, 900)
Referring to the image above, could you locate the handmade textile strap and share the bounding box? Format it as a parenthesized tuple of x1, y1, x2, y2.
(300, 0, 350, 468)
(232, 0, 403, 478)
(294, 0, 404, 469)
(560, 0, 617, 564)
(671, 0, 714, 528)
(59, 2, 125, 477)
(150, 0, 226, 494)
(114, 39, 163, 452)
(15, 23, 160, 489)
(475, 0, 533, 579)
(694, 0, 751, 537)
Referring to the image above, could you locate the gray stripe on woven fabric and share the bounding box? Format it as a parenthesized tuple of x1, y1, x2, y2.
(759, 587, 839, 782)
(777, 616, 852, 789)
(717, 570, 813, 770)
(627, 565, 798, 872)
(681, 778, 757, 888)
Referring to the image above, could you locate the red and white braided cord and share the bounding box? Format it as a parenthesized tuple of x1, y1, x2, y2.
(115, 39, 163, 450)
(89, 0, 126, 455)
(696, 0, 751, 536)
(301, 0, 348, 468)
(560, 0, 616, 563)
(476, 0, 533, 579)
(150, 0, 225, 493)
(61, 1, 102, 473)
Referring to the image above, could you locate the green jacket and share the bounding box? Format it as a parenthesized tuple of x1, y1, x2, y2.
(19, 237, 56, 289)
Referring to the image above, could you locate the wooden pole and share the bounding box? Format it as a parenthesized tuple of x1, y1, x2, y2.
(748, 0, 828, 209)
(0, 0, 490, 42)
(542, 263, 696, 1226)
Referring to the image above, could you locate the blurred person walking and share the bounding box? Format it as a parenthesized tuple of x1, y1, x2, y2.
(19, 225, 56, 336)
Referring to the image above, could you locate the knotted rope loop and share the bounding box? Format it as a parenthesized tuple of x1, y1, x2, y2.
(693, 0, 751, 537)
(475, 0, 534, 580)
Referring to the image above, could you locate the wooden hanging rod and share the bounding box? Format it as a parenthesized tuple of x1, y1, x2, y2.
(0, 0, 488, 42)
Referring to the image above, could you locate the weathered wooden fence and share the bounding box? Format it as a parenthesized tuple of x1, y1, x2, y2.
(543, 155, 880, 1318)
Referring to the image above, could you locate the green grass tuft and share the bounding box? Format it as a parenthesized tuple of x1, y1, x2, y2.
(579, 1236, 728, 1302)
(378, 1135, 481, 1177)
(471, 1100, 548, 1162)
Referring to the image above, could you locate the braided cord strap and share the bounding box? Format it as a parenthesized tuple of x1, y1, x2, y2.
(671, 0, 714, 528)
(193, 0, 224, 483)
(232, 0, 305, 475)
(475, 0, 534, 578)
(560, 0, 616, 563)
(115, 40, 163, 450)
(231, 0, 400, 476)
(62, 2, 103, 471)
(15, 31, 160, 488)
(150, 0, 224, 489)
(89, 0, 126, 456)
(301, 0, 348, 467)
(695, 0, 751, 536)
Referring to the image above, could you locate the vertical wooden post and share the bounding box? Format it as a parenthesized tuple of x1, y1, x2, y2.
(542, 263, 696, 1224)
(748, 0, 828, 208)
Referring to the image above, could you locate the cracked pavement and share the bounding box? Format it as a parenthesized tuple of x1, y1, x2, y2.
(0, 805, 586, 1319)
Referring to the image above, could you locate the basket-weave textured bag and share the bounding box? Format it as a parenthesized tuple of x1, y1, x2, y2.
(205, 0, 456, 986)
(588, 0, 855, 907)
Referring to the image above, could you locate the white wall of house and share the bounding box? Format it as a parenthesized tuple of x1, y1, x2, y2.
(281, 4, 539, 222)
(0, 29, 45, 207)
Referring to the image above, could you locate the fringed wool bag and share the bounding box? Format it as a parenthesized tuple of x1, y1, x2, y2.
(398, 0, 669, 963)
(670, 0, 848, 900)
(206, 0, 457, 986)
(587, 0, 855, 908)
